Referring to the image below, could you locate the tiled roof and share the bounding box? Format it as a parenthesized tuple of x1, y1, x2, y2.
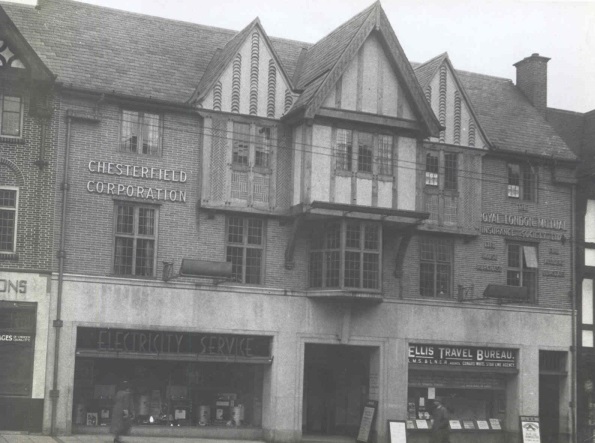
(0, 0, 577, 160)
(413, 52, 446, 90)
(546, 108, 585, 156)
(294, 2, 375, 89)
(458, 70, 576, 161)
(0, 0, 308, 103)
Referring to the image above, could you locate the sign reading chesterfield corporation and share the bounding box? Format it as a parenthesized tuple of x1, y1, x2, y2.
(86, 160, 188, 203)
(481, 212, 566, 241)
(409, 344, 517, 369)
(76, 327, 272, 359)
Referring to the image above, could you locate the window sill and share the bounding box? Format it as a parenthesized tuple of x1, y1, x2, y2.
(0, 253, 19, 261)
(0, 136, 25, 145)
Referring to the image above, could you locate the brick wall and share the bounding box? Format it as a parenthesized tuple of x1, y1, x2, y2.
(0, 75, 57, 271)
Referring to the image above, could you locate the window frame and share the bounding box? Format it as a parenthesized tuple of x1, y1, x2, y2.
(424, 149, 459, 193)
(507, 162, 536, 201)
(334, 127, 394, 177)
(226, 216, 266, 285)
(309, 220, 382, 291)
(505, 241, 538, 302)
(120, 109, 162, 156)
(113, 203, 159, 277)
(0, 186, 18, 254)
(419, 236, 454, 298)
(0, 94, 24, 139)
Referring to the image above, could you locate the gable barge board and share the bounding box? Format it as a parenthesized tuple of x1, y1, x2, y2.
(316, 107, 423, 133)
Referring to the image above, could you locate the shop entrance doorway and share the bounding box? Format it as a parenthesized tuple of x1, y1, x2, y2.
(302, 344, 372, 437)
(539, 374, 561, 443)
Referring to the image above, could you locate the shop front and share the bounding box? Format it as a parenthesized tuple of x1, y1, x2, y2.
(0, 272, 49, 433)
(406, 343, 517, 443)
(72, 326, 272, 438)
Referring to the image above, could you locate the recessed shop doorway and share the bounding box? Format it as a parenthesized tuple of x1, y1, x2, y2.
(302, 344, 373, 437)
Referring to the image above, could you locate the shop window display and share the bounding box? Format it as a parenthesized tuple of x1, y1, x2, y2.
(72, 358, 264, 428)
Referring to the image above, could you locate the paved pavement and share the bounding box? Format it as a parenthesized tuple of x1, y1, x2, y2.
(0, 434, 265, 443)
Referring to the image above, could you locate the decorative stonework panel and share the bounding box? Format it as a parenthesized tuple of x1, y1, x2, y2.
(0, 41, 25, 68)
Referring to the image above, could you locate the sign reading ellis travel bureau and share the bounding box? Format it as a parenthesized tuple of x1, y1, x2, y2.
(409, 344, 517, 369)
(481, 212, 566, 241)
(86, 160, 187, 203)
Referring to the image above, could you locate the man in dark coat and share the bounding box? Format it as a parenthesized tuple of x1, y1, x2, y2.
(430, 399, 450, 443)
(110, 381, 135, 443)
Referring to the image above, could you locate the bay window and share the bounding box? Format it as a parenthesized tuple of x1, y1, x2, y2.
(309, 221, 381, 290)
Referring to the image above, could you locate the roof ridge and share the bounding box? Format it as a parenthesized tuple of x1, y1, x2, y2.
(456, 68, 511, 82)
(413, 52, 448, 70)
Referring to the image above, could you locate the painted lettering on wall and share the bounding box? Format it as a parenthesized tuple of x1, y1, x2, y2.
(77, 327, 271, 359)
(86, 161, 188, 203)
(0, 280, 27, 294)
(481, 213, 566, 230)
(408, 344, 517, 368)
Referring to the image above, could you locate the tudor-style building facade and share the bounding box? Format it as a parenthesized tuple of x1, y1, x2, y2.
(0, 1, 578, 442)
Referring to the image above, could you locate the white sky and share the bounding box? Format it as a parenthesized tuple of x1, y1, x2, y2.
(7, 0, 595, 112)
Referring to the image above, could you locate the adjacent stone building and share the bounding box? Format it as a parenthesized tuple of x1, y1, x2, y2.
(0, 1, 578, 442)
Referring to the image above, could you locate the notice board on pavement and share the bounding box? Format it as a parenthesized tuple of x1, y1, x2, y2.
(387, 420, 407, 443)
(520, 416, 541, 443)
(357, 400, 378, 443)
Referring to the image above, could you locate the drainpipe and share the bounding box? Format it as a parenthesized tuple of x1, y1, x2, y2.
(570, 182, 577, 443)
(50, 111, 72, 435)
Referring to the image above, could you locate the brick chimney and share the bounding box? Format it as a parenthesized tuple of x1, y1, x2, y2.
(513, 53, 550, 117)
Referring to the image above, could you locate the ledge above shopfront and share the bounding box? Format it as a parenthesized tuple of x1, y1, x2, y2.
(305, 289, 384, 304)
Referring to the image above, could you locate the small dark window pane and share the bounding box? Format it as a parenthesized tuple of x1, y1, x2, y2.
(325, 223, 341, 249)
(255, 127, 271, 168)
(508, 164, 521, 198)
(425, 153, 439, 186)
(233, 123, 250, 166)
(247, 219, 263, 245)
(364, 225, 379, 250)
(0, 210, 15, 251)
(245, 249, 262, 284)
(346, 223, 360, 249)
(336, 129, 353, 171)
(344, 251, 361, 287)
(444, 153, 457, 191)
(325, 251, 340, 287)
(116, 206, 134, 234)
(135, 239, 155, 276)
(309, 251, 323, 287)
(358, 132, 373, 173)
(363, 253, 379, 289)
(114, 237, 134, 275)
(227, 217, 244, 244)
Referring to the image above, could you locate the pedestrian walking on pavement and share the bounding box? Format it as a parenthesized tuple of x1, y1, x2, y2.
(429, 399, 451, 443)
(110, 381, 135, 443)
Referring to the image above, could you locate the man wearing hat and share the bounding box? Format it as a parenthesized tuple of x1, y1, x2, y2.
(110, 381, 135, 443)
(430, 398, 450, 443)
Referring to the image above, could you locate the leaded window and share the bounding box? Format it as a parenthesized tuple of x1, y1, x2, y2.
(114, 204, 157, 276)
(336, 129, 353, 171)
(310, 221, 381, 290)
(121, 110, 161, 155)
(506, 243, 537, 300)
(233, 122, 251, 166)
(419, 237, 453, 297)
(357, 132, 373, 173)
(0, 188, 17, 253)
(378, 134, 393, 175)
(226, 216, 264, 284)
(425, 153, 439, 186)
(1, 95, 22, 137)
(507, 163, 536, 201)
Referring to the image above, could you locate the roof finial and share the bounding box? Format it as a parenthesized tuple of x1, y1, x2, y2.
(374, 1, 382, 30)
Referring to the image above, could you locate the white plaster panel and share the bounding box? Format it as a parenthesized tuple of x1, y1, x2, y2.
(396, 137, 416, 211)
(219, 62, 233, 113)
(377, 181, 393, 208)
(382, 55, 398, 117)
(445, 68, 456, 144)
(362, 36, 379, 114)
(400, 89, 415, 120)
(1, 272, 50, 399)
(335, 176, 352, 204)
(202, 90, 214, 110)
(428, 74, 440, 143)
(311, 125, 331, 202)
(341, 55, 358, 111)
(293, 125, 303, 205)
(258, 53, 271, 117)
(238, 36, 253, 116)
(356, 177, 372, 206)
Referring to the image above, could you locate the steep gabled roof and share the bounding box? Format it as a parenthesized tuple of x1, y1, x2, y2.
(0, 4, 54, 82)
(190, 18, 295, 105)
(0, 0, 307, 103)
(414, 53, 493, 148)
(286, 2, 440, 137)
(458, 70, 576, 161)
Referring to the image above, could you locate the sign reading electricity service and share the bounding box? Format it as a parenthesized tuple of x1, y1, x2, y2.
(408, 344, 517, 369)
(86, 160, 188, 202)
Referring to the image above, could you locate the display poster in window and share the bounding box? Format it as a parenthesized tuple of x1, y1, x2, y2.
(489, 418, 502, 430)
(463, 420, 476, 430)
(476, 420, 490, 430)
(387, 420, 407, 443)
(415, 419, 429, 429)
(405, 420, 415, 429)
(520, 416, 541, 443)
(408, 344, 517, 369)
(449, 420, 462, 430)
(356, 400, 378, 443)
